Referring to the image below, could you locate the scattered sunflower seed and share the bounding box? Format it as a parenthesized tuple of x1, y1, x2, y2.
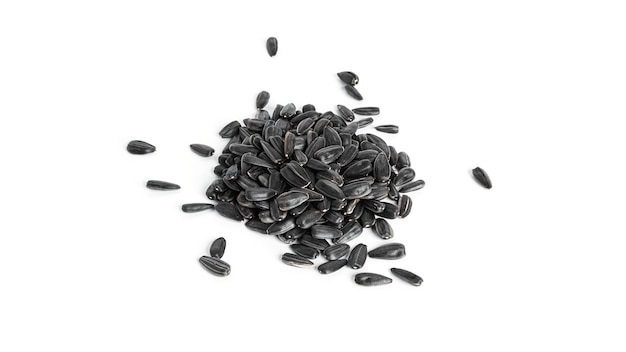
(256, 91, 270, 109)
(390, 268, 423, 286)
(347, 243, 367, 269)
(472, 167, 492, 189)
(199, 256, 231, 276)
(146, 180, 181, 190)
(182, 203, 215, 213)
(368, 243, 406, 259)
(209, 237, 226, 258)
(352, 107, 379, 116)
(344, 84, 363, 100)
(374, 125, 399, 134)
(354, 272, 392, 286)
(337, 71, 359, 86)
(318, 259, 348, 274)
(281, 253, 314, 268)
(190, 144, 215, 157)
(127, 140, 156, 154)
(266, 37, 278, 57)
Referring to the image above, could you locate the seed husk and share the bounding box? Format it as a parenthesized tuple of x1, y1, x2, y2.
(379, 202, 398, 219)
(209, 237, 227, 258)
(337, 104, 355, 122)
(199, 256, 231, 276)
(322, 243, 350, 260)
(335, 221, 363, 244)
(472, 167, 492, 189)
(373, 152, 391, 182)
(323, 126, 342, 146)
(368, 243, 406, 259)
(181, 203, 215, 213)
(359, 209, 376, 228)
(314, 179, 346, 200)
(280, 103, 296, 117)
(311, 224, 342, 240)
(396, 151, 411, 169)
(342, 181, 372, 200)
(337, 71, 359, 86)
(374, 218, 394, 240)
(276, 191, 310, 211)
(245, 218, 271, 233)
(356, 117, 374, 128)
(281, 253, 314, 268)
(347, 243, 367, 269)
(318, 259, 348, 274)
(266, 37, 278, 57)
(256, 91, 270, 109)
(398, 179, 425, 193)
(352, 107, 379, 116)
(296, 209, 324, 229)
(314, 145, 344, 164)
(146, 180, 181, 190)
(266, 217, 297, 236)
(300, 234, 330, 251)
(374, 125, 399, 134)
(215, 201, 244, 221)
(398, 195, 412, 218)
(394, 167, 416, 188)
(390, 268, 423, 286)
(127, 140, 156, 154)
(290, 244, 319, 259)
(219, 121, 241, 138)
(344, 85, 363, 100)
(354, 273, 392, 286)
(245, 187, 278, 201)
(190, 143, 215, 157)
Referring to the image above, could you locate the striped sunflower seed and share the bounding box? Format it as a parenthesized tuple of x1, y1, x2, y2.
(337, 104, 355, 122)
(398, 195, 412, 218)
(390, 268, 423, 286)
(219, 121, 241, 138)
(314, 145, 344, 164)
(245, 218, 271, 233)
(280, 162, 311, 188)
(314, 179, 346, 200)
(373, 152, 391, 182)
(302, 104, 316, 112)
(290, 244, 319, 259)
(280, 103, 296, 117)
(311, 224, 343, 239)
(356, 117, 374, 128)
(352, 107, 379, 116)
(266, 217, 297, 236)
(322, 243, 350, 260)
(359, 209, 376, 228)
(190, 143, 215, 157)
(335, 221, 363, 244)
(318, 259, 347, 274)
(266, 37, 278, 57)
(276, 191, 310, 211)
(296, 117, 315, 135)
(398, 179, 425, 193)
(300, 234, 330, 251)
(256, 91, 270, 109)
(323, 126, 342, 146)
(295, 209, 324, 229)
(379, 202, 398, 219)
(396, 151, 411, 169)
(181, 203, 215, 213)
(342, 181, 372, 200)
(374, 218, 394, 239)
(374, 125, 399, 134)
(245, 187, 277, 201)
(344, 84, 363, 100)
(336, 144, 358, 166)
(368, 243, 406, 259)
(199, 256, 231, 276)
(337, 71, 359, 86)
(347, 243, 367, 269)
(394, 167, 416, 188)
(127, 140, 156, 154)
(342, 160, 373, 179)
(209, 237, 226, 258)
(354, 273, 392, 286)
(146, 180, 180, 190)
(281, 253, 314, 268)
(215, 201, 244, 221)
(472, 167, 492, 189)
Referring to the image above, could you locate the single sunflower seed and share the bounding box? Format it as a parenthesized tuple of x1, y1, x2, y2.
(344, 85, 363, 100)
(127, 140, 156, 154)
(281, 253, 314, 268)
(354, 272, 392, 286)
(181, 203, 215, 213)
(290, 244, 319, 259)
(215, 201, 244, 221)
(390, 268, 423, 286)
(209, 237, 226, 258)
(219, 121, 241, 138)
(276, 191, 310, 211)
(266, 37, 278, 57)
(374, 125, 399, 134)
(398, 195, 412, 218)
(368, 243, 406, 259)
(146, 180, 180, 190)
(347, 243, 367, 269)
(199, 256, 231, 276)
(472, 167, 492, 189)
(311, 224, 343, 239)
(318, 259, 348, 274)
(322, 243, 350, 260)
(374, 218, 394, 239)
(337, 71, 359, 86)
(337, 104, 355, 122)
(398, 179, 425, 193)
(352, 107, 379, 116)
(190, 143, 215, 157)
(256, 91, 270, 109)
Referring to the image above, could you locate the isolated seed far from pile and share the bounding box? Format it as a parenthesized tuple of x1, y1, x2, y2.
(182, 203, 215, 213)
(209, 237, 227, 259)
(146, 180, 181, 190)
(344, 85, 363, 101)
(337, 71, 359, 86)
(374, 125, 399, 134)
(472, 167, 492, 189)
(390, 268, 423, 286)
(199, 256, 231, 276)
(127, 140, 156, 154)
(354, 272, 392, 286)
(266, 37, 278, 57)
(190, 144, 215, 157)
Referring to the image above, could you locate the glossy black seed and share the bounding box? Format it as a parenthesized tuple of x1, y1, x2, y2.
(296, 117, 315, 135)
(281, 253, 314, 268)
(323, 210, 344, 224)
(199, 256, 231, 276)
(354, 273, 392, 286)
(359, 209, 376, 228)
(215, 201, 244, 221)
(219, 121, 241, 138)
(284, 227, 306, 240)
(472, 167, 492, 189)
(345, 84, 363, 100)
(256, 109, 270, 120)
(277, 234, 297, 244)
(356, 117, 374, 128)
(293, 149, 308, 165)
(276, 190, 309, 211)
(266, 37, 278, 57)
(280, 103, 296, 117)
(182, 203, 214, 213)
(342, 160, 373, 179)
(296, 209, 324, 229)
(256, 91, 270, 109)
(245, 187, 277, 201)
(398, 179, 425, 193)
(306, 158, 331, 171)
(300, 234, 330, 251)
(374, 218, 394, 239)
(337, 104, 355, 122)
(352, 107, 379, 116)
(396, 151, 411, 169)
(228, 143, 258, 155)
(336, 144, 358, 166)
(260, 141, 284, 164)
(280, 161, 311, 188)
(394, 167, 416, 188)
(190, 143, 214, 157)
(347, 243, 367, 269)
(267, 217, 297, 236)
(294, 188, 324, 202)
(302, 104, 316, 112)
(269, 198, 287, 221)
(224, 164, 239, 181)
(245, 218, 271, 233)
(389, 146, 398, 166)
(323, 126, 342, 146)
(127, 140, 156, 154)
(378, 202, 398, 219)
(335, 221, 363, 244)
(146, 180, 181, 190)
(284, 131, 296, 158)
(314, 197, 332, 212)
(290, 244, 319, 259)
(318, 259, 348, 274)
(390, 268, 423, 286)
(209, 237, 226, 258)
(315, 179, 346, 200)
(342, 181, 372, 199)
(337, 71, 359, 86)
(388, 182, 399, 201)
(323, 243, 350, 260)
(368, 243, 406, 259)
(362, 199, 385, 213)
(311, 224, 343, 239)
(366, 134, 390, 158)
(316, 169, 344, 187)
(314, 145, 344, 164)
(398, 195, 412, 218)
(373, 152, 391, 182)
(374, 125, 399, 134)
(356, 149, 379, 162)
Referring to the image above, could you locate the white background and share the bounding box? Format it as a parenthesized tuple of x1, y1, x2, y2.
(1, 1, 625, 351)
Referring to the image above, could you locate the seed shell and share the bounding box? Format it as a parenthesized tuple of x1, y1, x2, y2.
(209, 237, 227, 258)
(354, 273, 392, 286)
(472, 167, 492, 189)
(266, 37, 278, 57)
(190, 143, 215, 157)
(347, 243, 367, 269)
(215, 201, 244, 221)
(281, 253, 314, 268)
(337, 71, 359, 86)
(311, 224, 343, 239)
(398, 179, 425, 193)
(290, 244, 319, 259)
(146, 180, 181, 190)
(344, 85, 363, 100)
(318, 259, 347, 274)
(374, 125, 399, 134)
(322, 243, 350, 260)
(390, 268, 423, 286)
(368, 243, 406, 259)
(374, 218, 394, 239)
(256, 91, 270, 109)
(199, 256, 231, 276)
(181, 203, 215, 213)
(352, 107, 379, 116)
(127, 140, 156, 154)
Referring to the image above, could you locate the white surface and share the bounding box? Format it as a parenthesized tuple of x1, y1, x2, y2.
(1, 1, 625, 351)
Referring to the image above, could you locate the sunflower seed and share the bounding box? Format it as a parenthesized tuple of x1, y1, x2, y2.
(354, 273, 392, 286)
(347, 243, 367, 269)
(260, 140, 284, 164)
(300, 234, 330, 251)
(336, 144, 358, 166)
(293, 149, 308, 165)
(256, 91, 270, 109)
(269, 198, 287, 221)
(323, 210, 344, 224)
(277, 234, 297, 244)
(318, 259, 348, 274)
(189, 143, 215, 157)
(306, 158, 331, 171)
(374, 125, 399, 134)
(219, 121, 241, 138)
(368, 243, 406, 259)
(394, 167, 416, 188)
(374, 218, 394, 239)
(342, 159, 373, 179)
(215, 201, 244, 221)
(290, 244, 319, 259)
(313, 145, 344, 164)
(293, 188, 324, 202)
(224, 164, 239, 180)
(281, 161, 311, 188)
(245, 187, 277, 201)
(472, 167, 492, 189)
(276, 190, 309, 211)
(182, 203, 215, 213)
(398, 195, 412, 218)
(296, 209, 324, 229)
(337, 71, 359, 86)
(352, 107, 379, 116)
(356, 150, 379, 162)
(335, 221, 363, 244)
(378, 202, 398, 219)
(228, 143, 258, 155)
(337, 104, 355, 122)
(256, 109, 270, 120)
(311, 224, 343, 239)
(281, 253, 314, 268)
(296, 117, 315, 135)
(314, 197, 332, 212)
(396, 151, 411, 169)
(146, 180, 180, 190)
(342, 181, 372, 199)
(373, 152, 391, 182)
(283, 131, 296, 158)
(267, 217, 297, 236)
(345, 85, 363, 100)
(127, 140, 156, 154)
(323, 126, 342, 146)
(322, 243, 350, 260)
(284, 227, 306, 240)
(366, 134, 390, 158)
(266, 37, 278, 57)
(280, 103, 296, 117)
(359, 209, 376, 228)
(316, 169, 344, 187)
(390, 268, 423, 286)
(244, 218, 271, 233)
(199, 256, 231, 276)
(356, 117, 374, 128)
(398, 179, 425, 193)
(302, 104, 316, 112)
(209, 237, 226, 258)
(314, 179, 346, 200)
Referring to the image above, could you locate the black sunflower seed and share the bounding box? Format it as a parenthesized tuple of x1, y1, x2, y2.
(269, 198, 287, 221)
(342, 159, 373, 179)
(219, 121, 241, 138)
(146, 180, 181, 190)
(306, 158, 331, 171)
(300, 234, 330, 251)
(374, 218, 394, 239)
(266, 37, 278, 57)
(199, 256, 231, 276)
(394, 167, 416, 188)
(373, 152, 391, 182)
(296, 208, 324, 229)
(266, 217, 297, 236)
(378, 202, 398, 219)
(352, 107, 379, 116)
(256, 109, 270, 120)
(344, 85, 363, 100)
(256, 91, 270, 109)
(302, 104, 316, 112)
(323, 126, 342, 146)
(366, 134, 390, 158)
(314, 145, 344, 164)
(342, 181, 372, 200)
(336, 144, 358, 166)
(356, 117, 374, 128)
(181, 203, 215, 213)
(472, 167, 492, 189)
(389, 146, 398, 166)
(374, 125, 399, 134)
(335, 221, 363, 244)
(281, 253, 314, 268)
(398, 195, 412, 218)
(236, 203, 256, 220)
(390, 268, 423, 286)
(347, 243, 367, 269)
(190, 143, 215, 157)
(215, 201, 244, 221)
(280, 103, 296, 117)
(311, 224, 343, 239)
(354, 273, 392, 286)
(368, 243, 406, 259)
(398, 179, 425, 193)
(314, 179, 346, 200)
(318, 259, 348, 274)
(296, 117, 315, 135)
(396, 151, 411, 169)
(276, 190, 309, 211)
(281, 161, 311, 188)
(322, 243, 350, 260)
(337, 71, 359, 86)
(245, 218, 271, 233)
(245, 187, 277, 201)
(209, 237, 226, 258)
(337, 105, 355, 122)
(293, 188, 324, 202)
(284, 227, 306, 240)
(316, 169, 344, 187)
(359, 209, 376, 228)
(290, 244, 319, 259)
(323, 210, 344, 224)
(127, 140, 156, 154)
